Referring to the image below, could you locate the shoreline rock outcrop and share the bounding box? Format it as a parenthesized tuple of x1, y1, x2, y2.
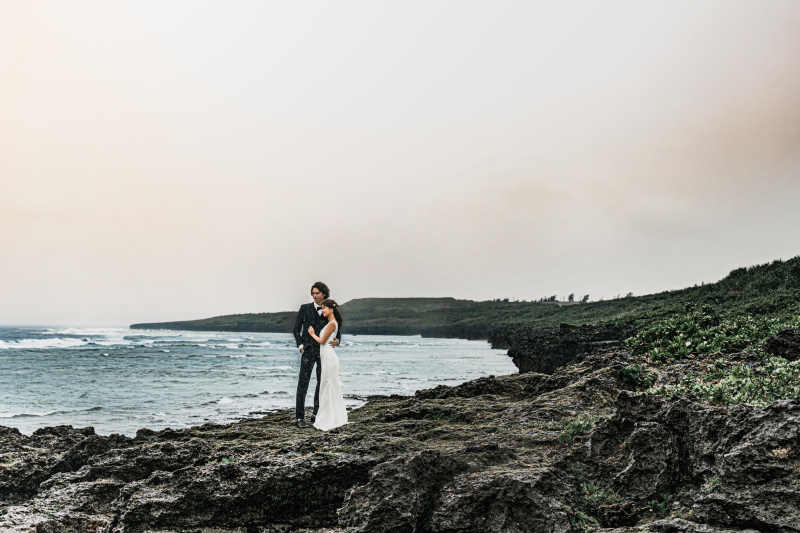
(2, 349, 798, 532)
(501, 323, 639, 374)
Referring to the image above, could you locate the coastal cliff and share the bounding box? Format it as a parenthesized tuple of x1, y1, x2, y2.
(5, 257, 799, 531)
(131, 257, 800, 349)
(3, 345, 799, 532)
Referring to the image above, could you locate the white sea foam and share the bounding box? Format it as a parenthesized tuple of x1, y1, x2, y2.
(0, 328, 517, 435)
(0, 338, 87, 350)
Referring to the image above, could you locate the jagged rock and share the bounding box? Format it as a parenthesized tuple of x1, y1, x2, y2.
(581, 392, 800, 531)
(339, 451, 460, 532)
(428, 467, 572, 532)
(1, 349, 799, 533)
(598, 518, 761, 532)
(763, 328, 800, 360)
(506, 323, 637, 374)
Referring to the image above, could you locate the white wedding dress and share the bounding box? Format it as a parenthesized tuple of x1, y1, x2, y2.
(313, 321, 348, 431)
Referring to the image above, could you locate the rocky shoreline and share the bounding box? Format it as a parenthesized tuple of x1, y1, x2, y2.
(3, 343, 799, 532)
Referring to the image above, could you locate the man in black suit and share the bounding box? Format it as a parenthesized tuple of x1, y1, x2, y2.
(293, 281, 342, 428)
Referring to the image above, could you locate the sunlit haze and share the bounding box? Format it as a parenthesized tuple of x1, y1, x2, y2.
(2, 1, 799, 325)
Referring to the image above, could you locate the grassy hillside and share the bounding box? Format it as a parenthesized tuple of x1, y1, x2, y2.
(131, 256, 800, 335)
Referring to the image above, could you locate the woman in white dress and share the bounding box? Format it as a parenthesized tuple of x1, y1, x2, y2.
(307, 299, 348, 431)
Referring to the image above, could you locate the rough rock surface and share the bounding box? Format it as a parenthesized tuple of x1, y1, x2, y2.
(764, 328, 800, 361)
(504, 323, 638, 374)
(2, 349, 798, 533)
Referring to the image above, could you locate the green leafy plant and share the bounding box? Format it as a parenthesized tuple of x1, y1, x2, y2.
(620, 364, 655, 390)
(648, 356, 800, 406)
(558, 415, 597, 444)
(204, 457, 238, 466)
(647, 493, 670, 515)
(569, 509, 599, 532)
(582, 481, 622, 506)
(626, 303, 800, 363)
(704, 476, 722, 493)
(423, 408, 454, 421)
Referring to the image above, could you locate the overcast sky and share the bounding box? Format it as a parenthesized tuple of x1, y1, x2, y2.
(1, 1, 799, 325)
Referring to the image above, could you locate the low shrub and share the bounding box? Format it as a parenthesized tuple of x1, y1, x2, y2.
(570, 509, 599, 532)
(582, 481, 622, 506)
(647, 493, 670, 515)
(626, 303, 800, 363)
(647, 356, 800, 406)
(559, 415, 597, 444)
(620, 364, 655, 390)
(704, 476, 722, 493)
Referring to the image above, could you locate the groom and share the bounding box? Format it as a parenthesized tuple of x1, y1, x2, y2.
(293, 281, 341, 429)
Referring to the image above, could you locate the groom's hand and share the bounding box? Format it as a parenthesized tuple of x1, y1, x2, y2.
(329, 338, 339, 347)
(299, 348, 304, 354)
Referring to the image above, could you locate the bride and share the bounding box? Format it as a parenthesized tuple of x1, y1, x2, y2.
(307, 299, 348, 431)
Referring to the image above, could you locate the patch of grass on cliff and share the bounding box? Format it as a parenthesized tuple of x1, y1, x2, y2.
(203, 457, 238, 466)
(626, 303, 800, 363)
(648, 357, 800, 406)
(423, 408, 455, 422)
(569, 509, 600, 532)
(647, 493, 671, 516)
(620, 364, 655, 391)
(582, 480, 622, 506)
(558, 415, 596, 444)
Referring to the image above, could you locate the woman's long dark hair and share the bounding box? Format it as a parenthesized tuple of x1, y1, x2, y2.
(322, 299, 344, 327)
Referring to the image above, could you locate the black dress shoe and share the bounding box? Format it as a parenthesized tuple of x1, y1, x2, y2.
(296, 419, 310, 429)
(310, 415, 316, 423)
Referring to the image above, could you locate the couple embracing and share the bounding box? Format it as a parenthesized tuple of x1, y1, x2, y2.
(292, 282, 347, 430)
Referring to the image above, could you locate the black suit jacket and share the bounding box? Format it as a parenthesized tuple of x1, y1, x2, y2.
(293, 303, 342, 351)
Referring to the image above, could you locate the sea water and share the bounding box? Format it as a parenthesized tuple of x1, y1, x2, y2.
(0, 326, 516, 436)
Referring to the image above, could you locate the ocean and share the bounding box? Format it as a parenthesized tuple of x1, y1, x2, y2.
(0, 326, 516, 436)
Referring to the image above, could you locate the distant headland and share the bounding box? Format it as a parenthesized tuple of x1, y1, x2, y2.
(131, 256, 800, 341)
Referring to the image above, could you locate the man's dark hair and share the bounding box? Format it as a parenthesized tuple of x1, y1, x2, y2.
(311, 281, 330, 299)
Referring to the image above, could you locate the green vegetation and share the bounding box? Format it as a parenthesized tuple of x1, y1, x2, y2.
(626, 302, 800, 363)
(423, 408, 455, 422)
(569, 509, 600, 532)
(582, 481, 622, 506)
(620, 364, 655, 390)
(558, 414, 596, 444)
(647, 493, 671, 515)
(648, 357, 800, 406)
(203, 457, 238, 466)
(132, 256, 800, 336)
(704, 476, 722, 493)
(621, 274, 800, 406)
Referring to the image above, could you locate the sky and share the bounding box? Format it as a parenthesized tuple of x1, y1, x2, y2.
(1, 1, 799, 325)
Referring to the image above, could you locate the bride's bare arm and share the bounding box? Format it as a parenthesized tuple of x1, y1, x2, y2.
(308, 323, 335, 345)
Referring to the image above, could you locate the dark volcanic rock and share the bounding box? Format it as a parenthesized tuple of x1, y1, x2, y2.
(339, 450, 461, 532)
(597, 519, 761, 532)
(506, 323, 638, 374)
(581, 391, 800, 531)
(763, 328, 800, 360)
(427, 467, 573, 532)
(1, 349, 798, 533)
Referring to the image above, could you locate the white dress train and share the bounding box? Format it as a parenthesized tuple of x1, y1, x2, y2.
(313, 321, 348, 431)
